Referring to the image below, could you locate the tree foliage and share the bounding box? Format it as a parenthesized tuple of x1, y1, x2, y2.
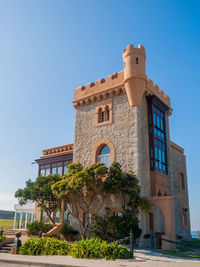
(15, 174, 62, 225)
(52, 162, 108, 235)
(52, 161, 150, 237)
(91, 209, 142, 241)
(103, 162, 150, 213)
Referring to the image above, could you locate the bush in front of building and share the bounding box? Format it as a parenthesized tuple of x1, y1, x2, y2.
(0, 236, 6, 243)
(69, 237, 130, 260)
(60, 223, 78, 240)
(27, 221, 53, 236)
(19, 237, 130, 259)
(91, 209, 142, 242)
(19, 237, 70, 255)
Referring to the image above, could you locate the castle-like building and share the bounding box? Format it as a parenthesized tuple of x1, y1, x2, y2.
(14, 43, 191, 247)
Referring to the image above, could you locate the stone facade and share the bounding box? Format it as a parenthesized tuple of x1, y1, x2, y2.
(73, 92, 151, 235)
(169, 148, 191, 238)
(73, 93, 150, 198)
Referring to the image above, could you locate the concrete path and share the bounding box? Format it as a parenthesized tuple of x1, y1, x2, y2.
(0, 250, 199, 267)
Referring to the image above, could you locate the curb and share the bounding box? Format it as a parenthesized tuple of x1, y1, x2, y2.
(0, 258, 86, 267)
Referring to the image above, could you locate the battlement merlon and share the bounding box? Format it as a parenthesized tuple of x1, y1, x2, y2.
(73, 44, 171, 113)
(73, 71, 171, 110)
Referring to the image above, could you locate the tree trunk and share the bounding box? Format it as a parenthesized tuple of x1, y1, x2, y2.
(60, 198, 65, 225)
(45, 209, 56, 226)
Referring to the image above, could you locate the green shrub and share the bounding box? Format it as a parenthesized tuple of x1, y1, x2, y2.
(60, 223, 78, 239)
(19, 237, 130, 260)
(19, 237, 70, 255)
(111, 210, 142, 240)
(69, 237, 130, 260)
(27, 221, 53, 236)
(0, 236, 6, 243)
(90, 216, 111, 241)
(91, 210, 142, 241)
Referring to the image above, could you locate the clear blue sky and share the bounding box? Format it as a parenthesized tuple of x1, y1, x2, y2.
(0, 0, 199, 230)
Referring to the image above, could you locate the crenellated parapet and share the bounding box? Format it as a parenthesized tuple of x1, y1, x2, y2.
(73, 71, 125, 108)
(170, 141, 184, 155)
(41, 144, 74, 158)
(72, 44, 171, 111)
(146, 77, 171, 108)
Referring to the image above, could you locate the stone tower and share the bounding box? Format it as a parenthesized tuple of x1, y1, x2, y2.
(72, 43, 191, 248)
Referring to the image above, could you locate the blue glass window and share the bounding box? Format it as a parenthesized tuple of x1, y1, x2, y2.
(98, 145, 110, 167)
(147, 95, 168, 175)
(152, 105, 168, 174)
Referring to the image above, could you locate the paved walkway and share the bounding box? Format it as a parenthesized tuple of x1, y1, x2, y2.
(0, 250, 199, 267)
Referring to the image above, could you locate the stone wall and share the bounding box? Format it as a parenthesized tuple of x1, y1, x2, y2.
(73, 93, 150, 198)
(73, 93, 151, 235)
(74, 93, 137, 171)
(169, 148, 191, 238)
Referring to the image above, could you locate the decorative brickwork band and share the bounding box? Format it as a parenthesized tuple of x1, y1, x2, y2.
(41, 144, 74, 158)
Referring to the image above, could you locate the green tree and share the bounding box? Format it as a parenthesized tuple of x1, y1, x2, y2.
(52, 162, 150, 238)
(103, 162, 150, 214)
(90, 163, 150, 240)
(52, 162, 108, 236)
(15, 174, 62, 225)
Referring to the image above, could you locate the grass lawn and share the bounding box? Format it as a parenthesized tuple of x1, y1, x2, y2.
(0, 219, 14, 232)
(157, 239, 200, 259)
(183, 239, 200, 247)
(160, 250, 200, 259)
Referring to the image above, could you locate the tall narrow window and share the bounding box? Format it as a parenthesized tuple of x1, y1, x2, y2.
(40, 165, 46, 176)
(100, 110, 104, 122)
(105, 106, 109, 121)
(147, 96, 168, 175)
(98, 145, 110, 167)
(180, 172, 185, 190)
(153, 105, 167, 174)
(52, 163, 57, 174)
(136, 57, 139, 64)
(182, 208, 188, 226)
(57, 162, 63, 175)
(46, 165, 51, 176)
(98, 108, 105, 123)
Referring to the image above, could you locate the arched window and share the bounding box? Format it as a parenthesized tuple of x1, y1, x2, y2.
(105, 105, 109, 121)
(98, 107, 105, 123)
(98, 145, 110, 167)
(94, 98, 112, 126)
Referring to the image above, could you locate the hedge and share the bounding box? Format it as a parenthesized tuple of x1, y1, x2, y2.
(70, 237, 130, 260)
(19, 237, 70, 255)
(19, 237, 130, 260)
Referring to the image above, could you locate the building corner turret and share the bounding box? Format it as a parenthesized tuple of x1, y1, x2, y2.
(123, 44, 146, 107)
